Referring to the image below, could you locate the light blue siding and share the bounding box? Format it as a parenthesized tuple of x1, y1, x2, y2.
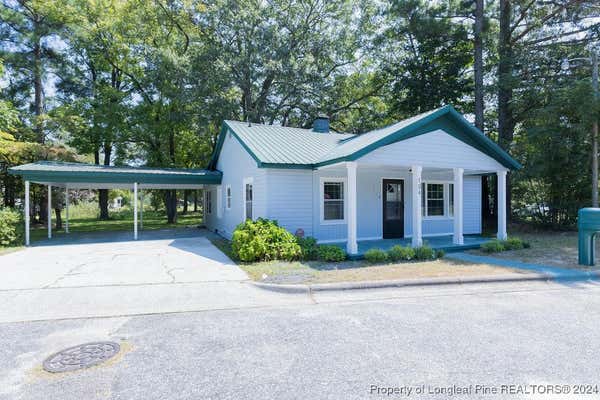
(207, 129, 265, 239)
(265, 169, 313, 237)
(463, 175, 482, 234)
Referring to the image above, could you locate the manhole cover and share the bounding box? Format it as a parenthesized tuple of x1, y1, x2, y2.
(43, 341, 120, 373)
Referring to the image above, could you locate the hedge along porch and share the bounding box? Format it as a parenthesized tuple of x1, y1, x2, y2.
(9, 161, 222, 245)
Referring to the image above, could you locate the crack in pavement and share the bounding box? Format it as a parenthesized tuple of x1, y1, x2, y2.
(43, 262, 90, 289)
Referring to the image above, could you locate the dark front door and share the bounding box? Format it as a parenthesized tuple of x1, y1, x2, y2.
(383, 179, 404, 239)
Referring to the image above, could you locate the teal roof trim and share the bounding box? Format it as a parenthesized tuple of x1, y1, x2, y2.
(208, 105, 521, 171)
(9, 161, 222, 185)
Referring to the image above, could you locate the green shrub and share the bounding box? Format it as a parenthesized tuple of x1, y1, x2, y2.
(231, 218, 301, 262)
(481, 239, 505, 253)
(503, 237, 524, 250)
(435, 249, 445, 258)
(296, 236, 319, 260)
(523, 241, 531, 249)
(414, 245, 435, 260)
(0, 207, 23, 246)
(387, 245, 415, 261)
(317, 245, 346, 262)
(364, 248, 389, 263)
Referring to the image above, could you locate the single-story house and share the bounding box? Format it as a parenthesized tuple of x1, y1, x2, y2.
(203, 105, 521, 255)
(9, 105, 520, 254)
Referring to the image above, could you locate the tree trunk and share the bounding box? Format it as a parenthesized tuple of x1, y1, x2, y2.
(54, 208, 62, 230)
(98, 144, 111, 220)
(182, 190, 189, 214)
(33, 21, 44, 144)
(164, 190, 178, 224)
(194, 190, 198, 212)
(497, 0, 514, 219)
(474, 0, 484, 132)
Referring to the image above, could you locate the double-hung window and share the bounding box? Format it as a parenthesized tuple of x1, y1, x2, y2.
(243, 178, 253, 220)
(226, 185, 231, 210)
(421, 182, 454, 218)
(321, 179, 345, 223)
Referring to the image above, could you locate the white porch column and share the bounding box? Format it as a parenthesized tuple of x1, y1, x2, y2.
(411, 165, 423, 247)
(346, 161, 358, 255)
(47, 184, 52, 239)
(133, 182, 138, 240)
(24, 181, 30, 246)
(497, 170, 508, 240)
(65, 186, 69, 234)
(453, 168, 464, 245)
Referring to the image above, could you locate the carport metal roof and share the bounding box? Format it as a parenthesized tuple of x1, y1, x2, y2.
(9, 161, 222, 246)
(9, 161, 222, 189)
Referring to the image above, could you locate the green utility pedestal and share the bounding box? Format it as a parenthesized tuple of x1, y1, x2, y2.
(578, 208, 600, 266)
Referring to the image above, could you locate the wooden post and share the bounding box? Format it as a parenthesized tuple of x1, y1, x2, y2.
(411, 166, 423, 247)
(134, 182, 138, 240)
(497, 171, 508, 240)
(453, 168, 464, 245)
(346, 162, 358, 254)
(47, 184, 52, 239)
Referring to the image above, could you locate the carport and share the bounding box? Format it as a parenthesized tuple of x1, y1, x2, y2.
(9, 161, 222, 245)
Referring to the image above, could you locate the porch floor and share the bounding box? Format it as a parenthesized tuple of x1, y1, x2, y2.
(336, 235, 492, 258)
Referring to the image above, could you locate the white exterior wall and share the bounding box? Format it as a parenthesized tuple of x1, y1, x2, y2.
(206, 129, 266, 239)
(211, 128, 486, 242)
(359, 129, 507, 172)
(264, 169, 314, 237)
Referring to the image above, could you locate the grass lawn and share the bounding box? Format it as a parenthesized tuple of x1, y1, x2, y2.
(209, 237, 520, 284)
(472, 226, 598, 271)
(0, 202, 203, 252)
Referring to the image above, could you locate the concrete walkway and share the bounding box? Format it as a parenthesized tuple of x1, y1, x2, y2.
(446, 252, 600, 281)
(0, 229, 307, 323)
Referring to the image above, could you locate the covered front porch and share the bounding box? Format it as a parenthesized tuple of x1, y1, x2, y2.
(336, 234, 492, 258)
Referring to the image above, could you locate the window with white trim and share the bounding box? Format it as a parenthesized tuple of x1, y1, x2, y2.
(421, 182, 454, 218)
(243, 178, 253, 220)
(206, 190, 212, 214)
(226, 185, 231, 210)
(322, 180, 345, 222)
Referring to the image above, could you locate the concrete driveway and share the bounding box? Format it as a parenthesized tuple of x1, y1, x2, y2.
(0, 229, 305, 323)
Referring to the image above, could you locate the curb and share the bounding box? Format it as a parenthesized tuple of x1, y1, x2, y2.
(248, 271, 600, 294)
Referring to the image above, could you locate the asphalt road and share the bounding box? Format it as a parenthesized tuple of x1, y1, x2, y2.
(3, 280, 600, 400)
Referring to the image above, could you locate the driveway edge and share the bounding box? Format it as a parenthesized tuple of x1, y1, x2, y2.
(249, 270, 600, 294)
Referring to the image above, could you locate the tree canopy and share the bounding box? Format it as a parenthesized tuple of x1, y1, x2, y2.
(1, 0, 599, 227)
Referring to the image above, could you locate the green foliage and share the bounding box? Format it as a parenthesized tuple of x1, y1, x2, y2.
(481, 240, 505, 253)
(296, 236, 319, 261)
(0, 208, 23, 246)
(413, 245, 435, 260)
(387, 245, 416, 262)
(364, 248, 389, 263)
(503, 237, 525, 251)
(316, 245, 347, 262)
(435, 249, 445, 258)
(481, 238, 529, 253)
(231, 218, 301, 262)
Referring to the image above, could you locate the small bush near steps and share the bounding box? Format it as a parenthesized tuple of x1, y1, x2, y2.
(316, 244, 346, 262)
(364, 248, 389, 263)
(481, 237, 529, 253)
(388, 245, 415, 261)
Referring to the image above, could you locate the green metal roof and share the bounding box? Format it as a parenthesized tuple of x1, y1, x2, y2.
(9, 161, 222, 185)
(209, 105, 521, 170)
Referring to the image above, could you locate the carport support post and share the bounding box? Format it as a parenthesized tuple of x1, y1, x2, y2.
(47, 184, 52, 239)
(65, 186, 69, 234)
(140, 191, 144, 230)
(24, 180, 30, 246)
(134, 182, 138, 240)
